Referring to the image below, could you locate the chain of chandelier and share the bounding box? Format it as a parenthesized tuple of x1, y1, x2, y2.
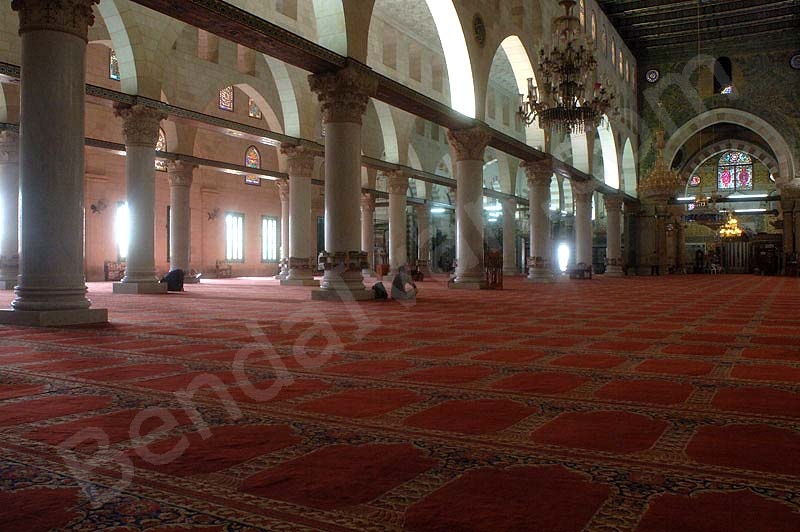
(517, 0, 614, 134)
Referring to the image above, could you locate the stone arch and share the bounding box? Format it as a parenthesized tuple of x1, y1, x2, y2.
(262, 56, 301, 137)
(570, 132, 590, 173)
(313, 0, 348, 55)
(597, 116, 620, 189)
(621, 137, 636, 196)
(372, 99, 399, 163)
(682, 139, 780, 179)
(664, 108, 795, 180)
(234, 84, 284, 134)
(96, 1, 138, 94)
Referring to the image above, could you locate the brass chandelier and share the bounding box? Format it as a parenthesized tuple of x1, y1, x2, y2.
(719, 215, 743, 238)
(517, 0, 614, 134)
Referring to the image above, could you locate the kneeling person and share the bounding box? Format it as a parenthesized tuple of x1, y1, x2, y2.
(391, 265, 418, 300)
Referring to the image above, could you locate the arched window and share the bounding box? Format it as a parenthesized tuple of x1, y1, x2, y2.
(245, 146, 261, 186)
(611, 39, 616, 65)
(619, 51, 624, 76)
(579, 0, 585, 29)
(718, 151, 753, 191)
(109, 49, 120, 81)
(602, 27, 608, 55)
(591, 12, 597, 47)
(219, 85, 234, 111)
(155, 128, 167, 172)
(248, 98, 262, 119)
(713, 57, 733, 94)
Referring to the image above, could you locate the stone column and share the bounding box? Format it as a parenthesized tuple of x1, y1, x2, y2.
(447, 127, 491, 289)
(502, 198, 517, 276)
(276, 180, 290, 279)
(281, 144, 318, 286)
(0, 131, 19, 289)
(167, 160, 196, 282)
(308, 63, 377, 300)
(113, 103, 167, 294)
(604, 194, 624, 276)
(573, 180, 596, 267)
(361, 192, 376, 277)
(387, 170, 408, 274)
(522, 160, 553, 282)
(415, 203, 433, 276)
(0, 0, 107, 325)
(780, 198, 795, 263)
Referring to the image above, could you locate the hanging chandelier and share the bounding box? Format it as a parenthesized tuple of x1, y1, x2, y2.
(719, 215, 743, 238)
(517, 0, 614, 134)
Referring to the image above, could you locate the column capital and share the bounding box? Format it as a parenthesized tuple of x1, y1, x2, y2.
(414, 202, 430, 215)
(0, 131, 19, 164)
(521, 159, 553, 185)
(571, 179, 598, 198)
(603, 193, 624, 211)
(386, 170, 409, 196)
(114, 103, 166, 147)
(447, 127, 491, 162)
(308, 63, 378, 124)
(360, 192, 375, 211)
(12, 0, 99, 41)
(279, 143, 317, 177)
(166, 160, 196, 187)
(276, 180, 290, 202)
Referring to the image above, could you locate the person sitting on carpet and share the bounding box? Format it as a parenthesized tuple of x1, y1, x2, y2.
(391, 265, 417, 300)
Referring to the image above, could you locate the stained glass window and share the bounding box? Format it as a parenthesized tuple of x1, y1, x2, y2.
(245, 146, 261, 186)
(155, 128, 167, 172)
(718, 151, 753, 190)
(248, 98, 262, 119)
(689, 175, 701, 187)
(109, 49, 120, 81)
(219, 86, 234, 111)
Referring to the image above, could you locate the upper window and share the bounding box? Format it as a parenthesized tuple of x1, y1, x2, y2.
(602, 27, 608, 55)
(590, 12, 597, 46)
(611, 39, 616, 64)
(579, 0, 585, 28)
(245, 146, 261, 186)
(219, 85, 234, 111)
(155, 128, 167, 172)
(109, 49, 120, 81)
(713, 57, 733, 94)
(718, 151, 753, 191)
(248, 98, 262, 119)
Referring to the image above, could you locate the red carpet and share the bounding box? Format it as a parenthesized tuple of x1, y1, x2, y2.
(1, 274, 800, 530)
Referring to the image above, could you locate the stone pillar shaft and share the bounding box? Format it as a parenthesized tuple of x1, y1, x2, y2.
(415, 203, 433, 276)
(387, 171, 408, 273)
(447, 127, 490, 289)
(276, 180, 289, 279)
(361, 192, 375, 276)
(281, 144, 318, 286)
(113, 104, 167, 294)
(0, 131, 19, 289)
(502, 198, 517, 276)
(573, 182, 595, 266)
(523, 161, 553, 282)
(308, 63, 377, 300)
(167, 161, 195, 275)
(1, 0, 107, 325)
(604, 195, 624, 276)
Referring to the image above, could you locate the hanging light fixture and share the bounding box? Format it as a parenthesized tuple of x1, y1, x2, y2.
(719, 215, 743, 238)
(517, 0, 614, 134)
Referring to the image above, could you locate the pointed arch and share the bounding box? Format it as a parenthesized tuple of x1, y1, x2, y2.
(262, 56, 300, 137)
(495, 35, 545, 149)
(621, 138, 636, 196)
(372, 99, 399, 163)
(597, 117, 620, 189)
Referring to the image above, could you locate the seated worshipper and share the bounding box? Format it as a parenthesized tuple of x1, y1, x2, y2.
(391, 265, 418, 300)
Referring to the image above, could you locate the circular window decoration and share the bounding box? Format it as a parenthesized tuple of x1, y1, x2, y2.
(645, 69, 660, 83)
(689, 175, 701, 187)
(790, 54, 800, 70)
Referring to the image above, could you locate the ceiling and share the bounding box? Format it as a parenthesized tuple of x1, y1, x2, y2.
(596, 0, 799, 55)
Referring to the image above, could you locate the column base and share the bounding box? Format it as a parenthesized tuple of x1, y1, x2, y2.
(113, 282, 169, 294)
(282, 278, 320, 287)
(311, 288, 375, 301)
(605, 265, 624, 277)
(449, 280, 489, 290)
(527, 268, 555, 283)
(0, 307, 108, 327)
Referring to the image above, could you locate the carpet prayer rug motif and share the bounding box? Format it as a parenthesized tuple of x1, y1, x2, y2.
(0, 275, 799, 530)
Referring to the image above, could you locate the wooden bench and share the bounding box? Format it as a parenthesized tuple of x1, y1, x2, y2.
(215, 260, 232, 278)
(568, 262, 592, 280)
(104, 261, 126, 281)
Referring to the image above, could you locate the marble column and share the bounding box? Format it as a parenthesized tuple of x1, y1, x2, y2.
(0, 131, 19, 290)
(167, 160, 196, 282)
(502, 198, 517, 276)
(308, 63, 377, 300)
(276, 180, 290, 280)
(280, 143, 318, 286)
(415, 203, 433, 276)
(113, 104, 167, 294)
(387, 170, 408, 274)
(604, 194, 624, 276)
(522, 160, 553, 282)
(573, 180, 596, 267)
(780, 198, 795, 262)
(0, 0, 107, 325)
(361, 192, 376, 277)
(447, 127, 490, 289)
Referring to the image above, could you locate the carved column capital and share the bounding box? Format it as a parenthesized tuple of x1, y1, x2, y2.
(277, 180, 290, 202)
(522, 160, 553, 187)
(280, 143, 317, 177)
(114, 103, 166, 147)
(12, 0, 99, 40)
(386, 170, 409, 196)
(361, 192, 375, 212)
(603, 194, 624, 212)
(0, 131, 19, 164)
(308, 64, 378, 124)
(166, 160, 196, 187)
(447, 127, 491, 162)
(571, 179, 598, 200)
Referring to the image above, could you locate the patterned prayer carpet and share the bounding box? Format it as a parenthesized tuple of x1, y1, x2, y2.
(1, 274, 799, 531)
